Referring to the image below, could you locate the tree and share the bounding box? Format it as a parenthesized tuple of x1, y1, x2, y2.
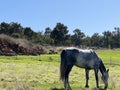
(24, 27, 34, 40)
(0, 22, 9, 34)
(50, 23, 69, 45)
(0, 22, 24, 38)
(102, 31, 112, 48)
(44, 27, 51, 36)
(71, 29, 85, 46)
(9, 22, 23, 38)
(91, 33, 102, 47)
(114, 27, 120, 48)
(83, 36, 91, 47)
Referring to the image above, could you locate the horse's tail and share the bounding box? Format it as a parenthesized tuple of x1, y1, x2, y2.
(60, 50, 67, 81)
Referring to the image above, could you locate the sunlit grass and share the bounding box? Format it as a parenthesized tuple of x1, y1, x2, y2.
(96, 49, 120, 65)
(0, 50, 120, 90)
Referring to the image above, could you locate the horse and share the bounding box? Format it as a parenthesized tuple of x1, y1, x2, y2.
(60, 47, 109, 90)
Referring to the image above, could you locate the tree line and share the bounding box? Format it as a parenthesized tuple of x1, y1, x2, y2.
(0, 22, 120, 48)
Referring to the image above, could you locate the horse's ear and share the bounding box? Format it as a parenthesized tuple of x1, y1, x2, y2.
(107, 69, 109, 72)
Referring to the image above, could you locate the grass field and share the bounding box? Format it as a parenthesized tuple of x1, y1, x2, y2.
(0, 50, 120, 90)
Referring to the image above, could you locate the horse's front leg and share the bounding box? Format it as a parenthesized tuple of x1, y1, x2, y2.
(85, 69, 89, 88)
(94, 68, 99, 88)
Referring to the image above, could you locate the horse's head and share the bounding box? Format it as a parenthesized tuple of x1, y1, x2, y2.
(101, 69, 109, 89)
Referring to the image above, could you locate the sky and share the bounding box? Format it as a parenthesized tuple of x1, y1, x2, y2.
(0, 0, 120, 36)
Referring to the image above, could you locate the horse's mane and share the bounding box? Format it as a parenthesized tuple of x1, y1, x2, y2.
(99, 60, 106, 75)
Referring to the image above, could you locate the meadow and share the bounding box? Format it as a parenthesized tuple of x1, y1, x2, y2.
(0, 49, 120, 90)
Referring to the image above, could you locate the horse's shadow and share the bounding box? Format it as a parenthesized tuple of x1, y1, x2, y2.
(51, 87, 106, 90)
(51, 87, 64, 90)
(92, 87, 107, 90)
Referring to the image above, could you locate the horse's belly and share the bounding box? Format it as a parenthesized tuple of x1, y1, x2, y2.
(75, 59, 94, 69)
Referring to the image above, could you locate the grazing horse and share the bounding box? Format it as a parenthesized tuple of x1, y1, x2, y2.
(60, 48, 109, 90)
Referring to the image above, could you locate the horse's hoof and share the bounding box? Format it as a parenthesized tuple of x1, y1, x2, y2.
(97, 87, 99, 89)
(85, 85, 89, 88)
(65, 87, 72, 90)
(65, 88, 72, 90)
(104, 86, 108, 90)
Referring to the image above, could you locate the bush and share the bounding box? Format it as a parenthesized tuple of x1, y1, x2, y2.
(0, 34, 45, 55)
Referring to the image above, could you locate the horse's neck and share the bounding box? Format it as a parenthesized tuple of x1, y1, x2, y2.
(99, 61, 106, 75)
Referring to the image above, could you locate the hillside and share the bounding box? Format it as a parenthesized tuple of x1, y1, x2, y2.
(0, 34, 45, 55)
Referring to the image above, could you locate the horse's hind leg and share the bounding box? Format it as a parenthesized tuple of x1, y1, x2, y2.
(85, 69, 89, 88)
(64, 65, 73, 90)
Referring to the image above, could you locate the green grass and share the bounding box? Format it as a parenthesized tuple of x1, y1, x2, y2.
(0, 50, 120, 90)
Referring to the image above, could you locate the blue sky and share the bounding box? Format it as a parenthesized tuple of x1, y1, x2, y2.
(0, 0, 120, 36)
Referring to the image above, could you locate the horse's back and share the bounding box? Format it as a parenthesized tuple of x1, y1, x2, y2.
(61, 48, 100, 69)
(75, 49, 100, 69)
(61, 48, 79, 65)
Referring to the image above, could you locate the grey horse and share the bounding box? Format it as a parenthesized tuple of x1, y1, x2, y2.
(60, 47, 109, 90)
